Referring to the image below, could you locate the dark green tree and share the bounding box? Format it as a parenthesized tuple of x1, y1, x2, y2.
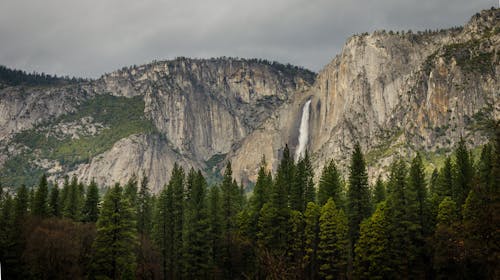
(346, 143, 371, 252)
(137, 174, 152, 235)
(82, 179, 100, 223)
(32, 174, 49, 217)
(208, 184, 223, 272)
(372, 175, 386, 205)
(48, 183, 61, 217)
(318, 198, 349, 279)
(63, 176, 82, 220)
(318, 159, 343, 207)
(354, 202, 392, 280)
(249, 156, 272, 240)
(453, 137, 473, 206)
(183, 170, 210, 278)
(90, 183, 137, 279)
(303, 202, 320, 280)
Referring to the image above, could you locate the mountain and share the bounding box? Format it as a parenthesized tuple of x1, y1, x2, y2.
(0, 8, 498, 191)
(0, 58, 314, 190)
(229, 8, 499, 183)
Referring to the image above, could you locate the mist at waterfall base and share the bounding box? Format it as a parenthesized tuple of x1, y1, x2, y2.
(295, 99, 312, 162)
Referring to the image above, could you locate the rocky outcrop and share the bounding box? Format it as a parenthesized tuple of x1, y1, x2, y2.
(229, 8, 499, 183)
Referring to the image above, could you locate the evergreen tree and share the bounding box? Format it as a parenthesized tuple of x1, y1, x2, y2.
(318, 198, 349, 279)
(303, 202, 320, 280)
(183, 170, 210, 278)
(354, 202, 392, 280)
(303, 152, 316, 206)
(386, 159, 421, 278)
(82, 179, 100, 223)
(249, 156, 272, 240)
(274, 144, 295, 209)
(318, 159, 343, 207)
(32, 174, 49, 217)
(124, 174, 138, 208)
(372, 175, 386, 205)
(433, 197, 463, 279)
(346, 143, 371, 252)
(28, 187, 35, 213)
(63, 176, 81, 220)
(137, 174, 152, 235)
(436, 157, 453, 199)
(453, 137, 473, 206)
(48, 183, 61, 217)
(153, 181, 174, 279)
(288, 210, 305, 276)
(291, 151, 315, 212)
(208, 184, 223, 271)
(14, 184, 29, 220)
(90, 183, 137, 279)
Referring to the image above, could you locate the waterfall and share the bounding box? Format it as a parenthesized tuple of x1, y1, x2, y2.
(295, 99, 312, 161)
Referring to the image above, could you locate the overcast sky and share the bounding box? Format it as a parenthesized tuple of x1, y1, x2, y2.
(0, 0, 496, 78)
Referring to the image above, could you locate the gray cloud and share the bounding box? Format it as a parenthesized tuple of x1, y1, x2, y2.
(0, 0, 495, 78)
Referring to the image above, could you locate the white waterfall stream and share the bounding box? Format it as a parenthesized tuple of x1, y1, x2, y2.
(295, 99, 312, 161)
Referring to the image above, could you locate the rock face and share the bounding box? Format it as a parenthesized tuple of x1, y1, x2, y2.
(229, 8, 499, 183)
(0, 9, 498, 191)
(0, 58, 314, 191)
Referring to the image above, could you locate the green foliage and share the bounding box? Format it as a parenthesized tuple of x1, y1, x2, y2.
(49, 184, 61, 217)
(63, 176, 82, 220)
(90, 183, 137, 279)
(372, 175, 386, 206)
(82, 180, 100, 223)
(137, 174, 152, 235)
(303, 202, 320, 280)
(32, 174, 49, 217)
(354, 202, 392, 280)
(453, 137, 473, 207)
(318, 198, 349, 279)
(347, 143, 371, 249)
(291, 151, 315, 212)
(318, 159, 343, 207)
(1, 94, 155, 188)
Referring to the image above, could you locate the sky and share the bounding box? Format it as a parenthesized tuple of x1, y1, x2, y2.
(0, 0, 496, 78)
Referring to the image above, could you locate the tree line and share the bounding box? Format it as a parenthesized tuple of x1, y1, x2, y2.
(0, 132, 499, 279)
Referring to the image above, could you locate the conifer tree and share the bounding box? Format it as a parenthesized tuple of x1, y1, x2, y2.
(291, 151, 315, 212)
(346, 143, 371, 251)
(249, 157, 272, 240)
(433, 197, 462, 279)
(183, 170, 210, 278)
(372, 175, 386, 205)
(354, 202, 392, 279)
(124, 174, 138, 208)
(153, 181, 174, 279)
(318, 159, 343, 207)
(208, 184, 223, 270)
(48, 183, 60, 217)
(318, 198, 349, 279)
(82, 179, 100, 223)
(63, 176, 81, 220)
(274, 144, 295, 208)
(436, 157, 453, 199)
(303, 152, 316, 206)
(288, 210, 305, 276)
(137, 174, 152, 235)
(303, 202, 320, 280)
(32, 174, 49, 217)
(28, 187, 35, 213)
(453, 137, 473, 206)
(386, 159, 421, 278)
(14, 184, 29, 220)
(90, 183, 137, 279)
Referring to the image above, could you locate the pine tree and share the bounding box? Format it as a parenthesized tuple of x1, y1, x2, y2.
(354, 202, 392, 280)
(124, 174, 138, 208)
(249, 156, 272, 240)
(90, 183, 137, 279)
(82, 179, 100, 223)
(318, 198, 349, 279)
(436, 157, 453, 199)
(274, 144, 295, 209)
(28, 187, 35, 213)
(208, 184, 223, 271)
(153, 181, 174, 279)
(318, 159, 343, 207)
(433, 197, 463, 279)
(48, 183, 61, 217)
(303, 202, 320, 280)
(183, 170, 210, 278)
(372, 175, 386, 205)
(32, 174, 49, 217)
(220, 161, 240, 277)
(288, 210, 305, 276)
(386, 159, 421, 278)
(453, 137, 473, 206)
(291, 151, 315, 212)
(346, 143, 371, 252)
(137, 174, 152, 235)
(63, 176, 81, 220)
(462, 143, 499, 279)
(14, 184, 29, 220)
